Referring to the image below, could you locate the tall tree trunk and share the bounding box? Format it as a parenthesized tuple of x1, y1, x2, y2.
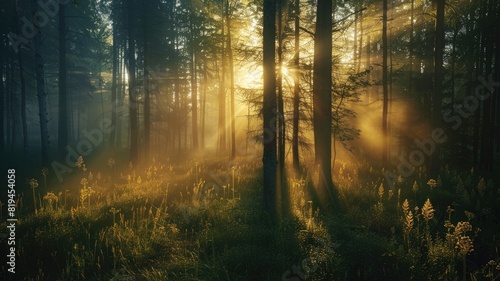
(58, 3, 68, 156)
(263, 0, 277, 217)
(430, 0, 445, 177)
(366, 33, 371, 103)
(12, 0, 28, 157)
(408, 0, 414, 96)
(382, 0, 389, 168)
(201, 59, 207, 150)
(479, 0, 494, 171)
(190, 19, 199, 151)
(357, 8, 363, 73)
(0, 36, 5, 159)
(128, 0, 138, 164)
(143, 4, 151, 162)
(110, 15, 118, 153)
(292, 0, 300, 172)
(218, 9, 227, 155)
(225, 1, 235, 158)
(495, 0, 500, 153)
(313, 0, 335, 209)
(277, 0, 285, 173)
(33, 3, 50, 167)
(353, 8, 357, 70)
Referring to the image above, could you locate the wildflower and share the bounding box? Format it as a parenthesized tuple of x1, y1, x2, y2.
(427, 179, 437, 189)
(80, 178, 88, 188)
(41, 167, 49, 176)
(446, 206, 454, 216)
(108, 158, 115, 168)
(76, 156, 84, 168)
(378, 183, 384, 199)
(43, 192, 59, 204)
(397, 175, 403, 184)
(402, 199, 410, 214)
(444, 220, 454, 230)
(456, 235, 474, 255)
(29, 179, 38, 189)
(421, 199, 435, 221)
(412, 181, 419, 193)
(405, 211, 414, 232)
(454, 221, 472, 236)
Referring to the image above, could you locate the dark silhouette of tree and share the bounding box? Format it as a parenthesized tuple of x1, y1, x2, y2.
(262, 0, 277, 217)
(430, 0, 445, 177)
(292, 0, 300, 172)
(127, 0, 138, 164)
(58, 3, 68, 156)
(312, 0, 335, 209)
(382, 0, 388, 168)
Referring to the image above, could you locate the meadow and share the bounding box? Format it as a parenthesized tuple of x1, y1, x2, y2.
(1, 155, 499, 281)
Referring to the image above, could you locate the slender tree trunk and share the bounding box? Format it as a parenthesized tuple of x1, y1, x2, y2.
(190, 19, 199, 151)
(201, 59, 207, 150)
(58, 3, 68, 156)
(110, 16, 118, 152)
(353, 8, 357, 69)
(382, 0, 389, 168)
(479, 0, 494, 171)
(128, 0, 138, 164)
(33, 4, 50, 167)
(408, 0, 414, 96)
(8, 48, 14, 152)
(277, 0, 285, 171)
(12, 0, 28, 157)
(430, 0, 445, 177)
(357, 8, 363, 73)
(263, 0, 277, 217)
(218, 9, 227, 155)
(0, 36, 5, 158)
(366, 34, 371, 103)
(143, 4, 151, 162)
(495, 0, 500, 153)
(292, 0, 300, 172)
(313, 0, 335, 209)
(225, 2, 235, 158)
(8, 57, 17, 153)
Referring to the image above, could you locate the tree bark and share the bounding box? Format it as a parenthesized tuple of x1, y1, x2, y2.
(313, 0, 335, 209)
(0, 36, 5, 158)
(479, 0, 494, 171)
(128, 0, 138, 164)
(226, 1, 235, 158)
(110, 11, 118, 152)
(292, 0, 300, 172)
(218, 7, 227, 155)
(143, 3, 151, 162)
(430, 0, 445, 177)
(263, 0, 277, 217)
(277, 0, 285, 174)
(33, 2, 50, 167)
(58, 3, 68, 156)
(382, 0, 389, 168)
(190, 18, 199, 151)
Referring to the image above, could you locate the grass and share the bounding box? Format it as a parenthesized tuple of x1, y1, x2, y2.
(1, 156, 499, 280)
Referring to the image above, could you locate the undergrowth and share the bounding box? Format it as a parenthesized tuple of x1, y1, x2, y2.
(1, 157, 499, 280)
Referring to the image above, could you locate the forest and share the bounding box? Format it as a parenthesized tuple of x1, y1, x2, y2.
(0, 0, 499, 280)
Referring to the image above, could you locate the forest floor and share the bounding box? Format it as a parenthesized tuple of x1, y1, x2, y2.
(1, 155, 500, 280)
